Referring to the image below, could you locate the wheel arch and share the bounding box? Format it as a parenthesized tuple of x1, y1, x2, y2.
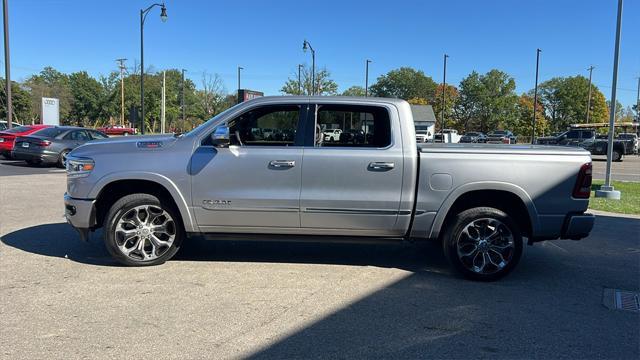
(429, 182, 539, 240)
(90, 173, 196, 232)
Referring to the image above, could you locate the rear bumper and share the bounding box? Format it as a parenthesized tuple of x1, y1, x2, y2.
(12, 149, 59, 163)
(561, 213, 595, 240)
(64, 193, 96, 241)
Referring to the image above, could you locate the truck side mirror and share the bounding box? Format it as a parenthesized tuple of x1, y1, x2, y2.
(211, 126, 230, 147)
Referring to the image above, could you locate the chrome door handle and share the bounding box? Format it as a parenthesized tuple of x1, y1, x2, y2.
(368, 162, 395, 171)
(269, 160, 296, 168)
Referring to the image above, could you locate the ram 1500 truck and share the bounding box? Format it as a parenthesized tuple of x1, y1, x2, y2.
(64, 97, 595, 281)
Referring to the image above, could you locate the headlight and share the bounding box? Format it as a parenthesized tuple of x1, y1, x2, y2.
(0, 138, 4, 142)
(66, 157, 95, 178)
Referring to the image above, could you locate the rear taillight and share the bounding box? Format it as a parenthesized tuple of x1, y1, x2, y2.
(502, 138, 510, 144)
(37, 140, 51, 147)
(573, 162, 592, 198)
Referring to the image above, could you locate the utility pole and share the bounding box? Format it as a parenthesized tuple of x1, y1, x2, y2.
(181, 69, 186, 122)
(237, 66, 243, 103)
(3, 0, 12, 129)
(161, 70, 166, 134)
(531, 48, 541, 144)
(595, 0, 623, 200)
(365, 59, 372, 97)
(586, 65, 594, 123)
(636, 77, 639, 122)
(116, 58, 127, 126)
(297, 64, 303, 95)
(441, 54, 449, 131)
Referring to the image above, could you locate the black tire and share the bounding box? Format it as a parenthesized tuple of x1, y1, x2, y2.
(442, 207, 523, 281)
(104, 193, 184, 266)
(58, 149, 70, 168)
(612, 150, 622, 162)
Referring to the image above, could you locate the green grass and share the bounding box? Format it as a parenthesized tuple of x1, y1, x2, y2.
(589, 180, 640, 215)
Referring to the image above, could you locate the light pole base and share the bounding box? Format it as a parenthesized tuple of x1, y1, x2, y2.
(595, 186, 621, 200)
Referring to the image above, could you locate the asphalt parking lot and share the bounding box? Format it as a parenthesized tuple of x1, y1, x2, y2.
(1, 166, 639, 359)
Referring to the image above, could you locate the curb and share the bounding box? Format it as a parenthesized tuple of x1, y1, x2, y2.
(588, 209, 640, 219)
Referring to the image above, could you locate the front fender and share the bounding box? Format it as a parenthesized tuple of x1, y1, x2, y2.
(89, 171, 197, 232)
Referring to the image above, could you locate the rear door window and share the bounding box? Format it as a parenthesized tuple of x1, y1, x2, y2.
(313, 104, 391, 148)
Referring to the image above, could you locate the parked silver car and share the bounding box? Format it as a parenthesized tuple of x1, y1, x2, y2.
(64, 97, 594, 281)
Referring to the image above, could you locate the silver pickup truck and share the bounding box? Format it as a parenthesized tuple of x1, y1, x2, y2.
(64, 96, 595, 281)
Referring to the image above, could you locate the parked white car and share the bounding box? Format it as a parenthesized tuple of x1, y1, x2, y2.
(434, 129, 461, 143)
(323, 129, 342, 142)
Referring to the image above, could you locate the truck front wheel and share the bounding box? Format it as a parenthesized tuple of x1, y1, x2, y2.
(104, 193, 184, 266)
(442, 207, 523, 281)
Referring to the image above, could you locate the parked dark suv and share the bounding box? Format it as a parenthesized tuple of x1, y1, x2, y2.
(459, 132, 487, 143)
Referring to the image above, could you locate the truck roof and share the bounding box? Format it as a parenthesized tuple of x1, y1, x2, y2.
(242, 95, 409, 107)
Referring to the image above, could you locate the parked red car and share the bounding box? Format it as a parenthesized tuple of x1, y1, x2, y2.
(96, 125, 137, 136)
(0, 124, 51, 159)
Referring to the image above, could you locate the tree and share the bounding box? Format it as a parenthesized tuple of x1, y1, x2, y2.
(281, 64, 338, 95)
(0, 79, 33, 123)
(454, 70, 519, 133)
(431, 84, 459, 129)
(197, 71, 227, 119)
(512, 94, 548, 138)
(537, 76, 608, 131)
(23, 67, 72, 123)
(369, 67, 437, 103)
(341, 86, 366, 96)
(68, 71, 103, 126)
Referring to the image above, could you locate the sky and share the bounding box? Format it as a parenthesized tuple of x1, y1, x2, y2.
(4, 0, 640, 107)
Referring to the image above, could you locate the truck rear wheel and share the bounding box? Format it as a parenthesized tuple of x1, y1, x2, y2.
(442, 207, 523, 281)
(104, 193, 184, 266)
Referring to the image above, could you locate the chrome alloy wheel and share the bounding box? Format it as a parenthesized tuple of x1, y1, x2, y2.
(114, 205, 176, 261)
(456, 218, 515, 275)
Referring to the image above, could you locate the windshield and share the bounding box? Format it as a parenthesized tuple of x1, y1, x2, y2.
(3, 125, 33, 134)
(181, 104, 242, 137)
(491, 131, 507, 135)
(465, 132, 479, 136)
(415, 125, 431, 133)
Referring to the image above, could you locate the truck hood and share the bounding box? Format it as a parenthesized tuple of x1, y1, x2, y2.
(70, 134, 179, 157)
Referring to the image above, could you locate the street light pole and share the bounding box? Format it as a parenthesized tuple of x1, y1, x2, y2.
(237, 66, 243, 103)
(3, 0, 12, 129)
(365, 59, 372, 97)
(297, 64, 302, 95)
(303, 40, 315, 95)
(181, 69, 186, 122)
(531, 48, 541, 144)
(139, 2, 167, 135)
(596, 0, 623, 200)
(441, 54, 449, 131)
(586, 65, 594, 123)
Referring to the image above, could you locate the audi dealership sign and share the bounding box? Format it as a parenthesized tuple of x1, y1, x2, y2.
(41, 97, 60, 125)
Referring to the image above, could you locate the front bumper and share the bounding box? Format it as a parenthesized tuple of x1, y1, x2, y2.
(561, 213, 595, 240)
(64, 193, 96, 241)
